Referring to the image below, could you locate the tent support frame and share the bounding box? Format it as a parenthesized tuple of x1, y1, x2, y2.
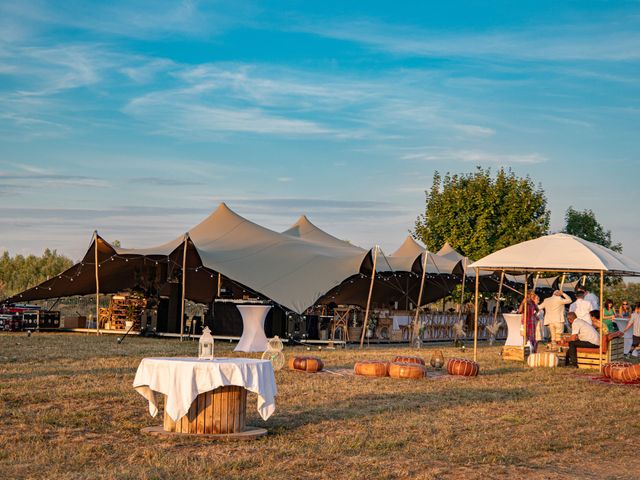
(94, 231, 100, 335)
(179, 234, 189, 342)
(473, 268, 479, 361)
(492, 271, 505, 326)
(411, 252, 429, 344)
(458, 257, 468, 323)
(472, 267, 614, 373)
(360, 246, 379, 349)
(599, 270, 604, 372)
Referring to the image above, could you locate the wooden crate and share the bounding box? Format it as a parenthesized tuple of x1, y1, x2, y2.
(577, 337, 624, 369)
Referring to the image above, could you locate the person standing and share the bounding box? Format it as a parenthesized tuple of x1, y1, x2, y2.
(565, 311, 600, 367)
(622, 303, 640, 358)
(569, 289, 595, 324)
(602, 299, 619, 332)
(518, 292, 539, 353)
(619, 301, 631, 319)
(538, 290, 572, 349)
(583, 288, 600, 310)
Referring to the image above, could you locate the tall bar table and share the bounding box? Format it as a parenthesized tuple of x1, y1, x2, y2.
(235, 305, 272, 352)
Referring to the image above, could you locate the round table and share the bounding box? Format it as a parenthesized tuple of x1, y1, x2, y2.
(235, 305, 271, 352)
(133, 357, 276, 439)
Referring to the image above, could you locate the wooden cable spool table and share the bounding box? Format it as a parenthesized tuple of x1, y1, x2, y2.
(133, 357, 277, 440)
(161, 386, 250, 436)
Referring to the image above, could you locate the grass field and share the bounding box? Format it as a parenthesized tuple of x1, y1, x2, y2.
(1, 333, 639, 480)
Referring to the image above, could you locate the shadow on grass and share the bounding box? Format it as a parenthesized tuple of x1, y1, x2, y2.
(265, 386, 534, 433)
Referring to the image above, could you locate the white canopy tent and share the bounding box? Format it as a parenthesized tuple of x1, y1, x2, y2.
(468, 233, 640, 367)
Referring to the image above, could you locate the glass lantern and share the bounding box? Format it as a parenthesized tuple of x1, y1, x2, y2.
(199, 326, 214, 360)
(430, 350, 445, 369)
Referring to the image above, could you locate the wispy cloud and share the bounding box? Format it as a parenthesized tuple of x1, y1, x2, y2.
(127, 176, 205, 187)
(402, 149, 547, 165)
(299, 19, 640, 61)
(0, 1, 243, 41)
(0, 170, 110, 189)
(452, 124, 495, 137)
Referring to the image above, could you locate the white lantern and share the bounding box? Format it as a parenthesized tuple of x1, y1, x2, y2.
(199, 326, 214, 359)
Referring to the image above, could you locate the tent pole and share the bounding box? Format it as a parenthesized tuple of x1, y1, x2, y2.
(179, 234, 188, 342)
(523, 273, 528, 364)
(559, 273, 566, 292)
(458, 257, 468, 322)
(492, 271, 505, 326)
(360, 246, 379, 349)
(599, 270, 604, 373)
(412, 252, 429, 344)
(473, 267, 479, 361)
(217, 272, 222, 297)
(94, 231, 100, 336)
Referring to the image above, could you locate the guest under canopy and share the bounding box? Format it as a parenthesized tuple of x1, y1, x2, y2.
(518, 291, 539, 353)
(565, 311, 600, 368)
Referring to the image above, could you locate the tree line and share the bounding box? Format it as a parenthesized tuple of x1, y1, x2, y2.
(0, 249, 73, 301)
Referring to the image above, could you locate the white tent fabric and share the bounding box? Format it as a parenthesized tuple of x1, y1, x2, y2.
(379, 236, 461, 275)
(282, 215, 364, 252)
(176, 204, 371, 313)
(437, 242, 466, 264)
(469, 233, 640, 275)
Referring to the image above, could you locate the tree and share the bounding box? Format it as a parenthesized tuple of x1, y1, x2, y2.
(414, 167, 550, 260)
(563, 207, 622, 252)
(604, 281, 640, 307)
(0, 249, 74, 301)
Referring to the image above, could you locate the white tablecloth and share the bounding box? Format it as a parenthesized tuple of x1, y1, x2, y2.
(133, 357, 277, 422)
(503, 313, 523, 347)
(392, 315, 411, 331)
(235, 305, 271, 352)
(613, 318, 633, 354)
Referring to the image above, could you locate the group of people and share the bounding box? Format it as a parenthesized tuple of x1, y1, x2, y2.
(518, 286, 640, 367)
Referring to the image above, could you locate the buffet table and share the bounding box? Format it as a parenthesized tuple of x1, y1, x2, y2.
(235, 305, 271, 352)
(133, 357, 276, 439)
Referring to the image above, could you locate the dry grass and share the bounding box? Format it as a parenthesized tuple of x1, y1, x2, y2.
(1, 333, 639, 480)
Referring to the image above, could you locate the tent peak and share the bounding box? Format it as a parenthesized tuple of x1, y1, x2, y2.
(390, 236, 424, 258)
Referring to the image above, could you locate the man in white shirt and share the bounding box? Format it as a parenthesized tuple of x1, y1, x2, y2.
(569, 290, 594, 324)
(565, 311, 600, 367)
(538, 290, 572, 349)
(583, 289, 600, 310)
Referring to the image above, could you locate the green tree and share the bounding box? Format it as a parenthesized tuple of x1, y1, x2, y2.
(605, 281, 640, 307)
(563, 206, 622, 252)
(0, 249, 73, 301)
(414, 167, 550, 260)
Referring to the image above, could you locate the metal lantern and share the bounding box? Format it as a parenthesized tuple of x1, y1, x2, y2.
(430, 350, 445, 369)
(199, 326, 214, 360)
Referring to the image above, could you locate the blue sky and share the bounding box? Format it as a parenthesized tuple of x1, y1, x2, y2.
(1, 0, 639, 260)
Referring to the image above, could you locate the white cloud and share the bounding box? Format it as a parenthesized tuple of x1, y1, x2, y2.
(299, 19, 640, 61)
(453, 124, 496, 137)
(402, 149, 547, 165)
